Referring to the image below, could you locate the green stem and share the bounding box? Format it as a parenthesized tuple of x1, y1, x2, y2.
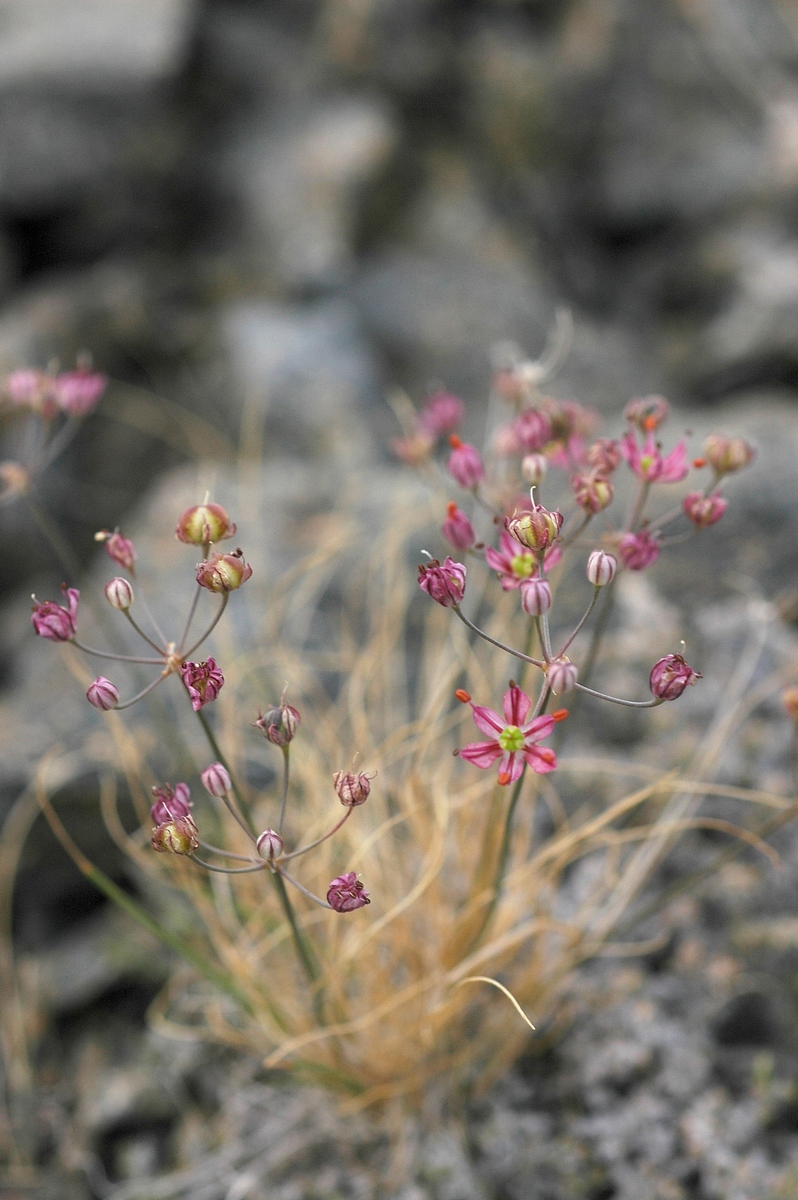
(23, 491, 83, 581)
(271, 870, 325, 1023)
(278, 745, 290, 833)
(195, 709, 257, 836)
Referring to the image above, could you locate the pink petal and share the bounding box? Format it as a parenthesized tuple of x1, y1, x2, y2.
(498, 750, 525, 783)
(620, 430, 639, 471)
(470, 704, 505, 738)
(658, 441, 689, 483)
(485, 546, 510, 574)
(498, 531, 519, 557)
(543, 544, 562, 573)
(502, 684, 531, 725)
(524, 746, 557, 774)
(520, 713, 555, 741)
(460, 741, 502, 769)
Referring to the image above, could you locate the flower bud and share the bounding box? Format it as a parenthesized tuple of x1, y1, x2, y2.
(253, 700, 301, 746)
(703, 435, 755, 476)
(176, 503, 236, 545)
(547, 658, 578, 695)
(585, 438, 622, 476)
(201, 762, 232, 797)
(782, 687, 798, 720)
(418, 556, 467, 607)
(447, 437, 485, 488)
(181, 658, 224, 711)
(151, 816, 199, 855)
(196, 549, 252, 592)
(520, 577, 552, 616)
(86, 677, 119, 710)
(105, 576, 133, 610)
(512, 408, 552, 452)
(333, 770, 374, 807)
(572, 474, 613, 513)
(618, 529, 660, 571)
(586, 550, 617, 587)
(506, 505, 563, 552)
(95, 529, 136, 572)
(682, 491, 727, 528)
(521, 453, 548, 486)
(31, 585, 79, 641)
(624, 396, 669, 431)
(441, 503, 475, 551)
(419, 390, 464, 435)
(256, 828, 284, 859)
(649, 653, 701, 701)
(150, 782, 191, 826)
(327, 871, 370, 912)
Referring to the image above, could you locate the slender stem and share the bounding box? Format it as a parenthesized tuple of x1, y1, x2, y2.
(220, 792, 258, 843)
(453, 606, 544, 669)
(22, 492, 83, 581)
(558, 586, 600, 657)
(190, 855, 267, 875)
(115, 673, 168, 710)
(538, 613, 553, 661)
(278, 746, 290, 834)
(270, 870, 324, 1011)
(574, 682, 664, 709)
(279, 807, 352, 862)
(195, 709, 257, 836)
(178, 582, 203, 654)
(38, 416, 81, 472)
(134, 584, 169, 649)
(197, 838, 256, 862)
(72, 639, 163, 664)
(122, 609, 166, 654)
(184, 595, 228, 659)
(276, 866, 332, 909)
(625, 480, 651, 532)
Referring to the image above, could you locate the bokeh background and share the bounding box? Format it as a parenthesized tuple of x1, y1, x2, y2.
(5, 2, 798, 1197)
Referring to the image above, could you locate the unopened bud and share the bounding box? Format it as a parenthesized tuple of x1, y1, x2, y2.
(253, 699, 301, 746)
(256, 828, 284, 859)
(442, 503, 475, 551)
(96, 529, 136, 572)
(176, 502, 236, 545)
(447, 437, 485, 488)
(333, 770, 375, 807)
(520, 577, 552, 616)
(649, 654, 701, 701)
(547, 658, 578, 695)
(703, 435, 755, 476)
(86, 677, 119, 710)
(200, 762, 232, 797)
(682, 491, 727, 528)
(586, 550, 617, 587)
(572, 474, 613, 513)
(105, 577, 133, 610)
(151, 816, 199, 855)
(585, 439, 622, 476)
(521, 454, 548, 486)
(418, 557, 467, 607)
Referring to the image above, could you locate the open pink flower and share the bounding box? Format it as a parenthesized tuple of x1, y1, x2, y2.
(180, 658, 224, 711)
(459, 684, 557, 784)
(621, 429, 688, 483)
(31, 585, 79, 641)
(485, 532, 561, 590)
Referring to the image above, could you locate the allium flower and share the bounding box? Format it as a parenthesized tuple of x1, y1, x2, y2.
(150, 782, 192, 826)
(621, 429, 688, 484)
(618, 529, 660, 571)
(447, 437, 485, 488)
(585, 438, 622, 476)
(682, 491, 727, 528)
(151, 816, 199, 855)
(649, 654, 701, 701)
(547, 659, 578, 695)
(624, 396, 670, 431)
(31, 585, 79, 641)
(521, 453, 548, 485)
(392, 429, 435, 464)
(327, 871, 370, 912)
(512, 408, 552, 452)
(419, 390, 464, 435)
(333, 770, 374, 807)
(254, 699, 301, 746)
(105, 577, 133, 610)
(506, 505, 563, 552)
(520, 577, 552, 616)
(53, 368, 108, 416)
(5, 369, 57, 417)
(256, 828, 284, 859)
(486, 532, 560, 590)
(442, 503, 476, 551)
(201, 762, 232, 797)
(177, 503, 236, 545)
(180, 658, 224, 711)
(418, 556, 466, 607)
(459, 683, 557, 784)
(86, 677, 119, 710)
(196, 549, 252, 592)
(703, 435, 755, 475)
(586, 549, 617, 587)
(96, 529, 136, 572)
(572, 474, 613, 513)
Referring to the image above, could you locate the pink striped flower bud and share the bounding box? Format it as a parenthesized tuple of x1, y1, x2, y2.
(682, 491, 727, 528)
(447, 436, 485, 488)
(586, 550, 617, 587)
(253, 699, 301, 746)
(95, 529, 136, 572)
(327, 872, 370, 912)
(649, 653, 701, 701)
(31, 585, 79, 641)
(105, 576, 133, 610)
(151, 816, 199, 855)
(256, 828, 284, 859)
(150, 782, 191, 826)
(200, 762, 232, 797)
(86, 677, 119, 710)
(418, 557, 466, 607)
(618, 529, 660, 571)
(196, 549, 252, 592)
(520, 577, 552, 616)
(572, 474, 613, 513)
(176, 503, 236, 545)
(521, 453, 548, 486)
(333, 770, 375, 807)
(547, 658, 578, 695)
(441, 503, 476, 551)
(506, 505, 563, 552)
(703, 435, 755, 476)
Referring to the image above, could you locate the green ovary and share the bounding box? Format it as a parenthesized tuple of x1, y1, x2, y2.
(498, 725, 525, 752)
(510, 553, 534, 579)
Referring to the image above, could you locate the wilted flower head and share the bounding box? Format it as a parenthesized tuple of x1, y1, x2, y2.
(447, 437, 485, 488)
(649, 653, 701, 701)
(201, 762, 232, 797)
(618, 529, 660, 571)
(86, 677, 119, 710)
(419, 390, 464, 435)
(196, 549, 252, 592)
(31, 585, 79, 641)
(586, 549, 617, 587)
(441, 503, 475, 551)
(53, 368, 108, 417)
(150, 782, 192, 826)
(327, 872, 370, 912)
(254, 698, 301, 746)
(333, 770, 375, 807)
(177, 503, 236, 546)
(586, 438, 622, 476)
(506, 505, 563, 553)
(95, 529, 136, 572)
(181, 658, 224, 711)
(151, 816, 199, 855)
(418, 556, 466, 607)
(682, 491, 727, 529)
(105, 576, 133, 611)
(703, 435, 755, 476)
(256, 828, 284, 859)
(459, 683, 557, 784)
(624, 395, 670, 431)
(572, 473, 613, 513)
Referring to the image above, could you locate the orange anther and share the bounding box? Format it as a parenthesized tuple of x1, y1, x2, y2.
(552, 709, 569, 722)
(692, 457, 706, 468)
(643, 415, 658, 432)
(447, 501, 458, 516)
(449, 434, 463, 449)
(498, 772, 511, 786)
(455, 689, 471, 703)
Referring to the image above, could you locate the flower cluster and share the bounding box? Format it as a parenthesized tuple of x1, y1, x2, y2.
(397, 368, 753, 785)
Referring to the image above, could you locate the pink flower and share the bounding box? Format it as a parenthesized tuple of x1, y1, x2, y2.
(196, 549, 252, 592)
(621, 429, 688, 484)
(418, 556, 466, 607)
(150, 782, 192, 826)
(485, 532, 560, 590)
(201, 762, 232, 796)
(571, 473, 613, 513)
(624, 396, 670, 431)
(618, 529, 660, 571)
(31, 585, 79, 641)
(419, 390, 464, 435)
(96, 529, 136, 572)
(180, 658, 224, 710)
(585, 439, 622, 476)
(447, 437, 484, 488)
(520, 576, 552, 615)
(459, 684, 557, 784)
(86, 677, 119, 710)
(512, 408, 551, 452)
(682, 491, 727, 528)
(442, 502, 475, 551)
(649, 654, 701, 701)
(327, 871, 371, 912)
(5, 369, 57, 416)
(53, 369, 108, 416)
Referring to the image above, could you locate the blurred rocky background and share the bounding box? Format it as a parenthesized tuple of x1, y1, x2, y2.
(5, 0, 798, 1197)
